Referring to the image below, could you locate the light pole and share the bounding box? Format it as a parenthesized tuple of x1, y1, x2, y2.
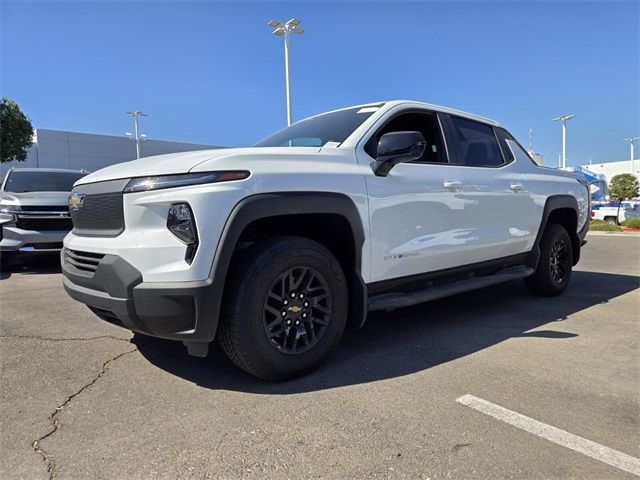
(623, 136, 639, 177)
(553, 114, 575, 170)
(126, 111, 147, 159)
(268, 18, 304, 126)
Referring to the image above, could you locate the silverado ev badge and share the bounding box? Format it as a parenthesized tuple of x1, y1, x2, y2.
(69, 192, 86, 210)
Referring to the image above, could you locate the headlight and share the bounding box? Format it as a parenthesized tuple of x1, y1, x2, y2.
(0, 205, 21, 214)
(123, 171, 250, 193)
(167, 203, 198, 264)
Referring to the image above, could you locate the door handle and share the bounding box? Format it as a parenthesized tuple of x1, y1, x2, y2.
(443, 181, 463, 192)
(510, 183, 524, 193)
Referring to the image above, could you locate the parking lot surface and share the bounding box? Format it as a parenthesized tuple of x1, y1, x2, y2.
(1, 234, 639, 480)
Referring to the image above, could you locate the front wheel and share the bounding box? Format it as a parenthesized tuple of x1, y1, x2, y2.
(524, 223, 573, 297)
(218, 236, 348, 381)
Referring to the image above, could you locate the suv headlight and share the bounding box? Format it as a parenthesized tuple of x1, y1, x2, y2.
(167, 203, 198, 264)
(0, 205, 21, 214)
(0, 205, 19, 224)
(124, 171, 250, 193)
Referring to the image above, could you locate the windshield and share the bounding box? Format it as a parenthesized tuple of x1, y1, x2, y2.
(254, 106, 380, 147)
(3, 171, 87, 193)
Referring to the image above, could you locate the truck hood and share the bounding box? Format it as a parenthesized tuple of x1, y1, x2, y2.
(76, 147, 322, 185)
(0, 191, 71, 207)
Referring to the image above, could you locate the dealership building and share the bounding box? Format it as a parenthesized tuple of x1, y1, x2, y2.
(0, 129, 223, 179)
(581, 159, 639, 182)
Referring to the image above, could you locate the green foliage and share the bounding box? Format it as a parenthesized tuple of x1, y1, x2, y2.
(589, 219, 623, 231)
(622, 216, 640, 229)
(608, 174, 639, 203)
(0, 97, 34, 163)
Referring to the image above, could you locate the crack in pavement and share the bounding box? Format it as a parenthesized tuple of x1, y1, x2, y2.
(30, 340, 158, 479)
(0, 335, 132, 343)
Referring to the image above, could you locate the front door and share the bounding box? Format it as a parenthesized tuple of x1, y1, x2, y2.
(358, 109, 470, 283)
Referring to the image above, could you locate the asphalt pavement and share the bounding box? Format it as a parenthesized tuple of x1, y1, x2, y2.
(1, 234, 638, 479)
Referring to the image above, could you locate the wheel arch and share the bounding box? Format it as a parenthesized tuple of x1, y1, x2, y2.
(534, 195, 582, 266)
(209, 192, 368, 335)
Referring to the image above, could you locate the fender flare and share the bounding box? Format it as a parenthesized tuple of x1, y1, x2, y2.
(533, 195, 584, 266)
(205, 192, 368, 338)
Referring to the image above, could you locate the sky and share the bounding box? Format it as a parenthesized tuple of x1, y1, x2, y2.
(1, 0, 638, 167)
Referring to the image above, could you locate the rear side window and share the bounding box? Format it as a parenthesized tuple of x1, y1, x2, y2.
(450, 117, 504, 167)
(495, 128, 538, 165)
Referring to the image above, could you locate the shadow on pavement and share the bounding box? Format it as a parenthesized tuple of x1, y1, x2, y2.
(0, 253, 62, 279)
(135, 270, 638, 393)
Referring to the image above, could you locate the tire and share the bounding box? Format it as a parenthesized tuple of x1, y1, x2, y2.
(524, 223, 573, 297)
(0, 252, 12, 272)
(604, 217, 618, 225)
(218, 236, 348, 381)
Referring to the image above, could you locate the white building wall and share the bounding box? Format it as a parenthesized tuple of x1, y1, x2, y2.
(1, 129, 223, 178)
(582, 160, 639, 182)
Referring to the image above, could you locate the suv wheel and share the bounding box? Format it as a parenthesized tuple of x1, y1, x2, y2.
(0, 252, 12, 272)
(604, 217, 618, 225)
(524, 223, 573, 297)
(218, 236, 348, 381)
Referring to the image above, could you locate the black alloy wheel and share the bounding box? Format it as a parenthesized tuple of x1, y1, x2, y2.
(263, 267, 332, 355)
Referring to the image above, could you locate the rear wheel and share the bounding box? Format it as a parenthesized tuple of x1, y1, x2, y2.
(218, 236, 348, 381)
(604, 217, 618, 225)
(524, 223, 573, 296)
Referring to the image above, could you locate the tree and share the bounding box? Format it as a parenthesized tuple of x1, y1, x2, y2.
(608, 173, 639, 222)
(0, 97, 34, 163)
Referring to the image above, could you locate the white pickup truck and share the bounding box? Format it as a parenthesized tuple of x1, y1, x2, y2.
(591, 204, 640, 224)
(61, 101, 590, 380)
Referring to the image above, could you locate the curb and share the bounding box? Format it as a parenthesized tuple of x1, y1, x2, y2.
(587, 231, 640, 237)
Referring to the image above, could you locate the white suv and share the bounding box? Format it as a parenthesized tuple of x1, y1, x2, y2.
(62, 101, 590, 380)
(0, 168, 87, 266)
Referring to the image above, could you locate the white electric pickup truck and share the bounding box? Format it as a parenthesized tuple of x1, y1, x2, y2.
(62, 101, 590, 380)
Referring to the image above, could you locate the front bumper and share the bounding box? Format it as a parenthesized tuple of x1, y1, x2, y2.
(61, 248, 221, 353)
(0, 225, 68, 252)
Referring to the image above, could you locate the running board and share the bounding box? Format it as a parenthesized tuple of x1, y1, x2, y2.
(367, 266, 534, 312)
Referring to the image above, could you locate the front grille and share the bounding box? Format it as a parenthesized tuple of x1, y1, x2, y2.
(64, 249, 105, 274)
(20, 205, 69, 213)
(16, 217, 73, 231)
(70, 192, 124, 237)
(23, 242, 63, 250)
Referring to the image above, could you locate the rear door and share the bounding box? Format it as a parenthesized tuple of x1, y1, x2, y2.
(444, 115, 534, 263)
(358, 108, 470, 283)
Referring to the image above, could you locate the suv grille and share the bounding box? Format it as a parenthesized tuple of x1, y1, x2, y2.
(16, 217, 73, 231)
(64, 249, 105, 274)
(20, 205, 70, 212)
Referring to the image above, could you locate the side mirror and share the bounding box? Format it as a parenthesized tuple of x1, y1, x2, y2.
(370, 131, 427, 177)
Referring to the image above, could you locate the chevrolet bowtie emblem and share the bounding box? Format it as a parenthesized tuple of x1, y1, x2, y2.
(288, 306, 302, 314)
(69, 192, 86, 210)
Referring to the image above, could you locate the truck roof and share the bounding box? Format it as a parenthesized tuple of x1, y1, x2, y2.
(306, 100, 502, 127)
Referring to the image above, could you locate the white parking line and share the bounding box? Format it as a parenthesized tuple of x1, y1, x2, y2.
(456, 394, 640, 477)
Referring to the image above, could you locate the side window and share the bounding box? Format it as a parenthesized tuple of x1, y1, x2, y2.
(496, 128, 538, 165)
(364, 112, 446, 164)
(450, 117, 504, 167)
(494, 128, 515, 163)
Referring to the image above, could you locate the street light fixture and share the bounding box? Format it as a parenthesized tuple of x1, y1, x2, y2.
(126, 111, 148, 159)
(268, 18, 304, 126)
(553, 114, 575, 170)
(623, 136, 639, 177)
